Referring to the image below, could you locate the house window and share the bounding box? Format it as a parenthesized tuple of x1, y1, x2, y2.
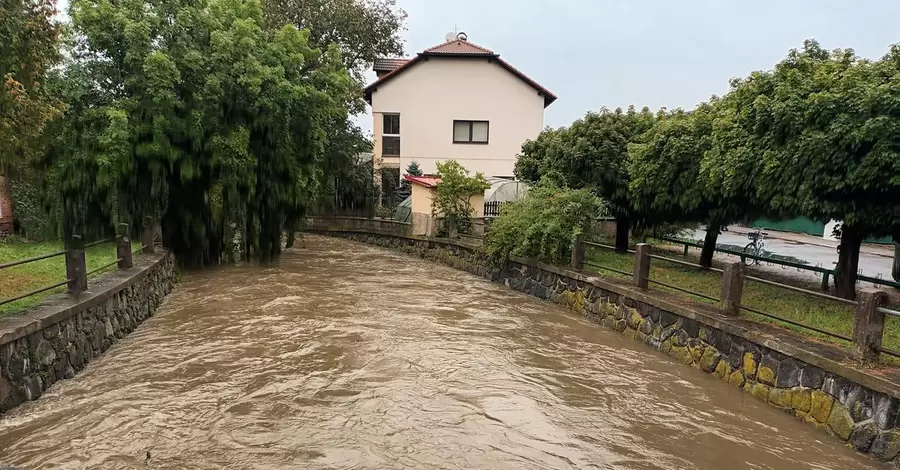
(453, 120, 489, 144)
(382, 113, 400, 156)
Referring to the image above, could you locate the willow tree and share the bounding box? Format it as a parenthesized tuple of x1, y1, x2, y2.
(515, 106, 657, 252)
(49, 0, 355, 265)
(730, 40, 900, 298)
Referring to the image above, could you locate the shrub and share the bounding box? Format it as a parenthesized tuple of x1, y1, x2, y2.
(485, 181, 602, 265)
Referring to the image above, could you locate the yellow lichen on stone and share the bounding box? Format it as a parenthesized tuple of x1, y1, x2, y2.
(757, 365, 775, 386)
(671, 345, 694, 365)
(792, 389, 811, 413)
(750, 383, 771, 402)
(660, 338, 673, 354)
(810, 390, 834, 423)
(625, 328, 639, 340)
(572, 290, 585, 312)
(768, 388, 794, 409)
(714, 360, 731, 379)
(826, 401, 854, 440)
(688, 343, 705, 364)
(742, 353, 757, 380)
(698, 348, 720, 373)
(728, 370, 745, 387)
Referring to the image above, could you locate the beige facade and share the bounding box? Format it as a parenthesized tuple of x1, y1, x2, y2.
(368, 40, 553, 180)
(408, 180, 486, 236)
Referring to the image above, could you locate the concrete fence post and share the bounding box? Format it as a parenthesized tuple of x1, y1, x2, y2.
(142, 216, 155, 254)
(719, 261, 745, 316)
(66, 234, 87, 293)
(571, 233, 585, 271)
(634, 243, 651, 289)
(116, 223, 133, 269)
(854, 288, 887, 363)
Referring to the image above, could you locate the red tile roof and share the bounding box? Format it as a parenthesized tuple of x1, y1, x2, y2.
(423, 39, 494, 55)
(373, 58, 410, 72)
(405, 175, 441, 188)
(365, 39, 556, 107)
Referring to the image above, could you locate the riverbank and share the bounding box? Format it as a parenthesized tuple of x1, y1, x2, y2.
(0, 250, 176, 413)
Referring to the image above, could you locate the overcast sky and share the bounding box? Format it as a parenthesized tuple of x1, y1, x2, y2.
(364, 0, 900, 131)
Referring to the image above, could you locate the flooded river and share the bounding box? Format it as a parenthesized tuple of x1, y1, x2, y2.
(0, 236, 877, 469)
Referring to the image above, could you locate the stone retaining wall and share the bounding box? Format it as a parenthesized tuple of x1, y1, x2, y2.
(314, 226, 900, 465)
(0, 251, 176, 413)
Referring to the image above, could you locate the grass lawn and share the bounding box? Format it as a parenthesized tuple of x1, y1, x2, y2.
(0, 238, 120, 316)
(585, 241, 900, 355)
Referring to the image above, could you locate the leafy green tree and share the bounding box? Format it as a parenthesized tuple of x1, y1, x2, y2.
(729, 40, 900, 298)
(629, 101, 753, 267)
(515, 106, 657, 252)
(0, 0, 62, 173)
(432, 160, 489, 234)
(47, 0, 356, 265)
(263, 0, 406, 82)
(484, 180, 602, 265)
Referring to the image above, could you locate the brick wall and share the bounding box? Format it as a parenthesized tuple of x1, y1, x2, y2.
(0, 177, 13, 235)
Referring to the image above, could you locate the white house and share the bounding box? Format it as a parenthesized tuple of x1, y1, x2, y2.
(365, 33, 557, 180)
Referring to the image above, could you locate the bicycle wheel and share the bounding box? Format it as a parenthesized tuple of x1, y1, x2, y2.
(743, 242, 757, 266)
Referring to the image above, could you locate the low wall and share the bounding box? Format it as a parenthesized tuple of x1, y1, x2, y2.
(308, 219, 900, 464)
(0, 251, 176, 413)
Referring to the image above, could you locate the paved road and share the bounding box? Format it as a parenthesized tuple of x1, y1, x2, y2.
(687, 228, 897, 289)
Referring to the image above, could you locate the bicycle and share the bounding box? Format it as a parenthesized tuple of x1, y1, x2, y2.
(743, 228, 768, 266)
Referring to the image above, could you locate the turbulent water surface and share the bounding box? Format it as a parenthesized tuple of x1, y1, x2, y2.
(0, 236, 877, 469)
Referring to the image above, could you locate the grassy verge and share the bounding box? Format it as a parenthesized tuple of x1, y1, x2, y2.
(0, 238, 119, 316)
(585, 242, 900, 355)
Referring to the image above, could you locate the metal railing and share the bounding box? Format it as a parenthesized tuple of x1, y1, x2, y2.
(575, 238, 895, 363)
(0, 221, 158, 309)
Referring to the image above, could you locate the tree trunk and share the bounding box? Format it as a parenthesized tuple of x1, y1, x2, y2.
(835, 228, 863, 300)
(892, 242, 899, 283)
(700, 226, 719, 268)
(614, 214, 630, 253)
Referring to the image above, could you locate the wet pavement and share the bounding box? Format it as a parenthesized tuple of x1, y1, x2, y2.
(0, 236, 879, 469)
(688, 228, 896, 288)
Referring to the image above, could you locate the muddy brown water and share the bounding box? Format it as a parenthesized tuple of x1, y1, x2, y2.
(0, 236, 879, 469)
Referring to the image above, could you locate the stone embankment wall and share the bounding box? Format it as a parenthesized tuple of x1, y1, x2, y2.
(0, 252, 176, 413)
(309, 221, 900, 465)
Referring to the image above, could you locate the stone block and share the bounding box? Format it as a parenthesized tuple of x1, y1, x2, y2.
(659, 326, 677, 342)
(768, 388, 794, 410)
(827, 401, 855, 440)
(657, 310, 678, 328)
(742, 352, 758, 381)
(638, 318, 653, 336)
(614, 320, 627, 333)
(681, 317, 701, 338)
(714, 360, 731, 379)
(687, 339, 705, 364)
(874, 394, 899, 430)
(849, 421, 878, 452)
(792, 389, 812, 413)
(699, 349, 721, 373)
(671, 345, 694, 365)
(800, 366, 826, 389)
(750, 383, 771, 402)
(870, 430, 900, 461)
(728, 370, 745, 387)
(845, 386, 874, 422)
(811, 390, 834, 423)
(626, 310, 642, 330)
(823, 376, 853, 405)
(775, 360, 801, 388)
(757, 355, 779, 386)
(660, 338, 673, 354)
